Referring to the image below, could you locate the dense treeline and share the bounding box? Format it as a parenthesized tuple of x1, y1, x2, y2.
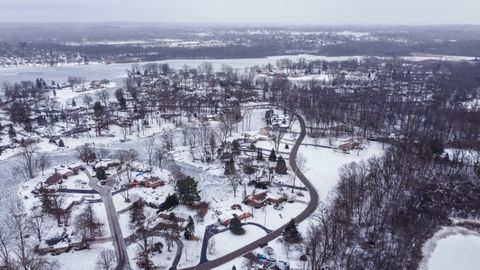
(304, 146, 480, 269)
(283, 60, 480, 269)
(275, 61, 480, 152)
(2, 25, 480, 66)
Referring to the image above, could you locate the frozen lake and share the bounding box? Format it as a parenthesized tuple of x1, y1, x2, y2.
(0, 54, 354, 86)
(1, 53, 473, 86)
(420, 227, 480, 270)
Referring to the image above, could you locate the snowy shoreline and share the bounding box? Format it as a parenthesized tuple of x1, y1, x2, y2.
(0, 53, 476, 86)
(419, 226, 480, 270)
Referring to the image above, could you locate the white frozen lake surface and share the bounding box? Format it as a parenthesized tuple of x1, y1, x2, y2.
(1, 54, 474, 86)
(0, 54, 351, 85)
(420, 227, 480, 270)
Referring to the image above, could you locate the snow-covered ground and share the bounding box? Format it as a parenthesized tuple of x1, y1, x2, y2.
(420, 226, 480, 270)
(54, 241, 115, 270)
(207, 225, 268, 260)
(299, 137, 385, 202)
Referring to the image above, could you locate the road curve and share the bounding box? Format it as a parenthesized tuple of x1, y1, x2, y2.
(179, 105, 320, 270)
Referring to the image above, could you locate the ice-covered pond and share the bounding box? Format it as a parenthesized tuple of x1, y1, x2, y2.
(420, 227, 480, 270)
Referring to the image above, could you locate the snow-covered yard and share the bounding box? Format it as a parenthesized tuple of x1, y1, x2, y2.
(299, 138, 385, 202)
(207, 225, 268, 260)
(54, 241, 115, 270)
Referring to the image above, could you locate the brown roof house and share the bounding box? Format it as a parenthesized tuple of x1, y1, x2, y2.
(337, 138, 362, 152)
(45, 173, 63, 186)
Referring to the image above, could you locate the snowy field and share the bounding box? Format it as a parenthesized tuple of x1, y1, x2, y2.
(299, 137, 385, 202)
(420, 226, 480, 270)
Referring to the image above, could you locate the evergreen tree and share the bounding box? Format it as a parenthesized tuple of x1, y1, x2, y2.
(96, 168, 107, 180)
(256, 149, 264, 161)
(268, 148, 277, 162)
(232, 140, 241, 155)
(283, 219, 302, 243)
(58, 139, 65, 147)
(229, 216, 245, 235)
(243, 163, 256, 175)
(159, 193, 180, 211)
(130, 199, 146, 229)
(176, 176, 200, 205)
(40, 190, 53, 215)
(184, 215, 195, 240)
(275, 156, 288, 175)
(186, 215, 195, 233)
(119, 96, 127, 109)
(71, 99, 76, 107)
(224, 158, 236, 175)
(430, 138, 444, 157)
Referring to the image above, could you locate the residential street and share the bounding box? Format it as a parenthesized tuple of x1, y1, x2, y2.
(87, 168, 132, 270)
(179, 105, 320, 270)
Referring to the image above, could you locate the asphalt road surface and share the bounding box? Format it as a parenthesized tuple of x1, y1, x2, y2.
(87, 168, 132, 270)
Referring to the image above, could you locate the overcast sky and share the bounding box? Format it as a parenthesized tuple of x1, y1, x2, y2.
(0, 0, 479, 25)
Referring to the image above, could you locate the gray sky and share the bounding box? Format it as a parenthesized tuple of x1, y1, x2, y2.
(0, 0, 479, 25)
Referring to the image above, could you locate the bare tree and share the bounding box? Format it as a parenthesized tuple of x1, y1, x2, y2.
(9, 200, 30, 269)
(96, 148, 110, 160)
(135, 238, 153, 270)
(115, 149, 139, 182)
(77, 143, 96, 163)
(228, 170, 243, 198)
(154, 145, 168, 171)
(47, 193, 67, 227)
(74, 204, 104, 240)
(29, 207, 49, 243)
(145, 137, 156, 167)
(19, 139, 38, 179)
(0, 219, 14, 269)
(96, 89, 110, 106)
(36, 152, 51, 176)
(161, 128, 174, 151)
(219, 115, 233, 142)
(83, 95, 93, 107)
(95, 249, 116, 270)
(272, 130, 284, 153)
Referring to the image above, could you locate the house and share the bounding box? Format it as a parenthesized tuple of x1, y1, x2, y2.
(144, 177, 165, 189)
(67, 162, 85, 174)
(45, 173, 63, 186)
(244, 191, 283, 206)
(94, 159, 121, 170)
(337, 138, 362, 152)
(259, 126, 275, 136)
(57, 168, 75, 178)
(217, 209, 253, 225)
(136, 176, 165, 188)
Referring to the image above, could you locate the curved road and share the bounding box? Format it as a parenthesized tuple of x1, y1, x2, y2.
(179, 105, 320, 270)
